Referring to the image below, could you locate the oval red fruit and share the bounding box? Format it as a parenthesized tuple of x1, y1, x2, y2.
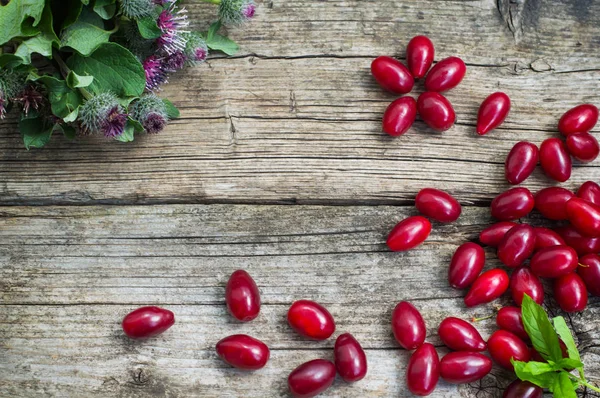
(334, 333, 368, 382)
(226, 270, 260, 322)
(288, 359, 336, 398)
(539, 138, 572, 182)
(503, 380, 543, 398)
(556, 225, 600, 255)
(496, 306, 528, 341)
(510, 267, 544, 306)
(415, 188, 461, 222)
(439, 352, 492, 384)
(437, 317, 486, 352)
(534, 227, 565, 250)
(487, 330, 530, 370)
(371, 56, 414, 94)
(558, 103, 599, 135)
(424, 56, 466, 92)
(382, 96, 417, 137)
(464, 269, 509, 307)
(391, 301, 426, 350)
(417, 92, 456, 132)
(448, 242, 485, 289)
(534, 187, 574, 221)
(566, 132, 600, 163)
(566, 197, 600, 237)
(122, 306, 175, 339)
(216, 334, 270, 370)
(406, 35, 435, 79)
(406, 343, 439, 396)
(491, 187, 535, 221)
(386, 216, 432, 251)
(477, 92, 511, 136)
(530, 245, 578, 278)
(504, 141, 538, 184)
(577, 181, 600, 205)
(578, 253, 600, 296)
(479, 222, 517, 247)
(287, 300, 335, 340)
(554, 273, 588, 313)
(497, 224, 536, 268)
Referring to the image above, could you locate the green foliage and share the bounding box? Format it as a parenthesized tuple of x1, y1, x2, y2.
(0, 0, 46, 44)
(18, 111, 53, 150)
(205, 21, 239, 55)
(60, 6, 116, 56)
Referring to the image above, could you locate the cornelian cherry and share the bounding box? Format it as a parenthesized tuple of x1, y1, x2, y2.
(406, 343, 439, 396)
(505, 141, 538, 184)
(477, 92, 511, 136)
(215, 334, 270, 370)
(391, 301, 426, 350)
(487, 330, 530, 370)
(490, 187, 534, 221)
(382, 96, 417, 137)
(479, 222, 517, 247)
(334, 333, 368, 382)
(448, 242, 485, 289)
(225, 270, 260, 322)
(578, 253, 600, 296)
(386, 216, 432, 251)
(122, 306, 175, 339)
(496, 306, 528, 340)
(566, 197, 600, 237)
(554, 273, 588, 313)
(371, 56, 414, 94)
(530, 245, 578, 278)
(288, 359, 336, 398)
(534, 227, 565, 250)
(577, 181, 600, 205)
(439, 352, 492, 384)
(437, 317, 486, 351)
(464, 269, 509, 307)
(287, 300, 335, 340)
(566, 132, 600, 163)
(424, 56, 466, 92)
(558, 103, 599, 135)
(510, 267, 544, 306)
(534, 187, 574, 220)
(417, 92, 455, 131)
(503, 380, 543, 398)
(497, 224, 535, 268)
(406, 35, 434, 79)
(539, 138, 572, 182)
(415, 188, 461, 222)
(556, 225, 600, 255)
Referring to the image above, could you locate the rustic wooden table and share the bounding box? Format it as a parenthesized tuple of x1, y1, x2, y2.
(2, 0, 600, 396)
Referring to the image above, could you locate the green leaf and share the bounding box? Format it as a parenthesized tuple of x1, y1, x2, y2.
(556, 358, 584, 370)
(0, 54, 23, 68)
(128, 117, 144, 133)
(29, 74, 83, 121)
(66, 71, 94, 88)
(67, 42, 146, 97)
(0, 0, 46, 43)
(115, 120, 136, 142)
(136, 14, 161, 39)
(60, 0, 83, 29)
(522, 294, 563, 363)
(162, 98, 180, 119)
(93, 0, 116, 20)
(553, 317, 582, 363)
(14, 4, 59, 64)
(60, 6, 115, 56)
(550, 372, 578, 398)
(512, 360, 559, 389)
(206, 32, 239, 55)
(19, 115, 53, 149)
(54, 123, 76, 140)
(81, 0, 90, 5)
(206, 20, 221, 42)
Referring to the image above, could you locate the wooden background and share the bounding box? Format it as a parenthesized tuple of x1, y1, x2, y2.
(2, 0, 600, 396)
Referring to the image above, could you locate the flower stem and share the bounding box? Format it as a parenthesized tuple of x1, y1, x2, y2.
(199, 0, 221, 4)
(567, 373, 600, 393)
(52, 50, 93, 100)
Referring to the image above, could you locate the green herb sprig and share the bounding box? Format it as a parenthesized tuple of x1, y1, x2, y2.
(512, 294, 600, 397)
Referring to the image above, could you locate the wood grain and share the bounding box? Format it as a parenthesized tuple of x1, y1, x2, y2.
(1, 205, 599, 397)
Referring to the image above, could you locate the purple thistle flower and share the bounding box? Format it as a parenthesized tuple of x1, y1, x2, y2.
(101, 106, 128, 138)
(163, 51, 187, 72)
(130, 94, 169, 134)
(13, 85, 45, 116)
(143, 112, 167, 134)
(242, 2, 256, 19)
(218, 0, 256, 25)
(183, 32, 208, 65)
(143, 55, 168, 90)
(156, 5, 189, 56)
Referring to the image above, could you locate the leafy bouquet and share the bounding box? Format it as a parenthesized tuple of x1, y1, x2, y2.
(0, 0, 255, 148)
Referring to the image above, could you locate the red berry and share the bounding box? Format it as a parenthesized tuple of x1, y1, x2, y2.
(448, 242, 485, 289)
(497, 224, 536, 268)
(437, 317, 486, 351)
(566, 132, 600, 163)
(386, 216, 432, 251)
(382, 96, 417, 137)
(225, 270, 260, 322)
(477, 92, 511, 136)
(566, 197, 600, 237)
(491, 187, 535, 221)
(578, 254, 600, 296)
(503, 380, 543, 398)
(577, 181, 600, 205)
(530, 245, 578, 278)
(534, 227, 565, 250)
(534, 187, 574, 220)
(415, 188, 461, 222)
(334, 333, 368, 382)
(287, 300, 335, 340)
(122, 306, 175, 339)
(215, 334, 270, 370)
(487, 330, 530, 370)
(391, 301, 426, 350)
(371, 56, 414, 94)
(556, 225, 600, 255)
(406, 343, 439, 396)
(288, 359, 336, 398)
(439, 352, 492, 384)
(510, 267, 544, 306)
(417, 92, 455, 132)
(406, 35, 434, 79)
(554, 273, 588, 313)
(464, 269, 509, 307)
(479, 221, 517, 247)
(496, 306, 528, 341)
(539, 138, 572, 182)
(558, 103, 599, 135)
(504, 141, 538, 184)
(424, 56, 466, 92)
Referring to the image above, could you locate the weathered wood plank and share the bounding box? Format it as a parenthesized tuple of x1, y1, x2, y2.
(1, 205, 599, 396)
